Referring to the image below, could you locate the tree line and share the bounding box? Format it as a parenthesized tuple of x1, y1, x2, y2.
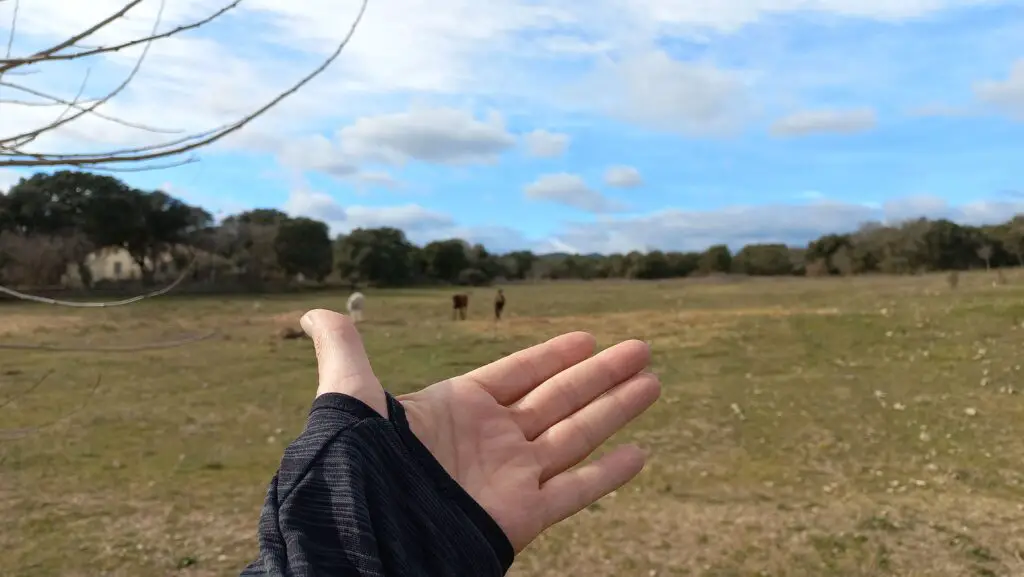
(1, 170, 1022, 289)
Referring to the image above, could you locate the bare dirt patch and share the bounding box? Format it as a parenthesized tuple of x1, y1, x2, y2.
(0, 313, 84, 336)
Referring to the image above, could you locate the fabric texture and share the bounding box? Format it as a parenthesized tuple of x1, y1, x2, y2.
(240, 392, 514, 576)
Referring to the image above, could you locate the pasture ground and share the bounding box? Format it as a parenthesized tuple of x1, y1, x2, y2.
(3, 271, 1024, 576)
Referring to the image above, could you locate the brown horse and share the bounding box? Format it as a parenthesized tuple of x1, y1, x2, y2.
(494, 289, 505, 320)
(452, 293, 469, 320)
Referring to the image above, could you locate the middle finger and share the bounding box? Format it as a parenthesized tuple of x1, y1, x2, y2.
(511, 338, 650, 440)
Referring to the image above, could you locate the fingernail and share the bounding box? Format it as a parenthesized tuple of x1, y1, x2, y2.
(299, 312, 313, 333)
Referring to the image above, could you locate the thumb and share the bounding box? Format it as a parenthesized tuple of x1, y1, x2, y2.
(300, 308, 387, 418)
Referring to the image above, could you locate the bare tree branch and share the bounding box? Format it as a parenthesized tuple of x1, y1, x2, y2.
(0, 79, 181, 133)
(1, 0, 16, 66)
(0, 1, 241, 70)
(0, 0, 369, 170)
(0, 96, 100, 106)
(0, 0, 165, 152)
(84, 156, 197, 172)
(0, 0, 19, 106)
(2, 1, 146, 71)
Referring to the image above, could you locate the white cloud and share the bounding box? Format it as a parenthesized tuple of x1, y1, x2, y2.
(604, 165, 643, 188)
(523, 173, 625, 213)
(280, 190, 1024, 255)
(628, 0, 1003, 34)
(345, 204, 456, 231)
(543, 195, 1024, 254)
(0, 169, 25, 193)
(2, 0, 1016, 249)
(523, 129, 570, 157)
(770, 108, 877, 136)
(0, 0, 1005, 161)
(279, 188, 532, 250)
(336, 108, 517, 166)
(283, 188, 349, 222)
(279, 135, 360, 177)
(278, 134, 401, 188)
(283, 188, 451, 231)
(573, 49, 752, 136)
(276, 107, 517, 180)
(975, 58, 1024, 120)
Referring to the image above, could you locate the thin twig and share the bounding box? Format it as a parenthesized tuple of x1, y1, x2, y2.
(0, 96, 101, 106)
(0, 1, 242, 69)
(0, 1, 146, 73)
(0, 0, 19, 104)
(85, 156, 197, 172)
(51, 67, 92, 129)
(0, 0, 165, 150)
(1, 0, 17, 66)
(0, 0, 370, 169)
(0, 80, 181, 133)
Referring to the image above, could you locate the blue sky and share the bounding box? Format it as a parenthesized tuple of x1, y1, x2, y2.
(1, 0, 1023, 254)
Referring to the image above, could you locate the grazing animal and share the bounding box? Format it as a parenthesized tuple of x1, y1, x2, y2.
(346, 291, 366, 322)
(494, 289, 505, 321)
(452, 293, 469, 320)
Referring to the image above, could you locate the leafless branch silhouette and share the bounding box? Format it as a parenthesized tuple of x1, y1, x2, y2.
(0, 0, 368, 169)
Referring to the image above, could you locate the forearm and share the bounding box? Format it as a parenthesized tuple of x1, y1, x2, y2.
(241, 393, 513, 577)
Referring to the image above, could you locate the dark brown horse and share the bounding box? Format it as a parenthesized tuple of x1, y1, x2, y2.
(494, 289, 505, 320)
(452, 293, 469, 320)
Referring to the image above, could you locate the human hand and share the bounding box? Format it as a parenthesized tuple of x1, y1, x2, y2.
(300, 308, 661, 553)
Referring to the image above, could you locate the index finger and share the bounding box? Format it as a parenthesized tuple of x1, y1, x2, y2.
(463, 331, 596, 405)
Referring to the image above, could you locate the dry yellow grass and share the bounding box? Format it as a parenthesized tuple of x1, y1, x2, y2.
(0, 313, 84, 336)
(2, 270, 1024, 576)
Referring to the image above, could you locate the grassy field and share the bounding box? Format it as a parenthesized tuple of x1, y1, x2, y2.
(3, 271, 1024, 576)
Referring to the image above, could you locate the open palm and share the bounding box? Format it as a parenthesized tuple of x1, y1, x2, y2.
(300, 309, 661, 553)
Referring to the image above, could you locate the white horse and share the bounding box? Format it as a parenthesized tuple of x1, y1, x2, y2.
(346, 291, 365, 322)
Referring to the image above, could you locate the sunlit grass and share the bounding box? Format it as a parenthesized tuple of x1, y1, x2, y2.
(3, 270, 1024, 576)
